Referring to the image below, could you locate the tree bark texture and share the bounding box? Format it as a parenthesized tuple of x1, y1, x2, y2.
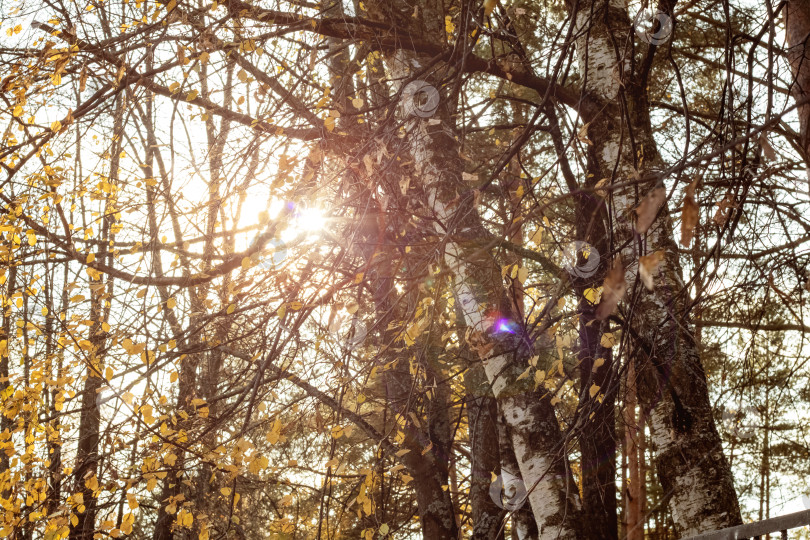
(570, 0, 743, 535)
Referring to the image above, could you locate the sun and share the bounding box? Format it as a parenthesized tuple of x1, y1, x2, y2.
(279, 203, 328, 242)
(295, 206, 327, 233)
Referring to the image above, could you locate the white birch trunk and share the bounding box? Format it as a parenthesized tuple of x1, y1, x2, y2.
(571, 0, 742, 535)
(381, 45, 583, 537)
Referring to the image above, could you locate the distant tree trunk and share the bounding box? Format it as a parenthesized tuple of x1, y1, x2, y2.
(0, 264, 16, 502)
(69, 91, 120, 540)
(785, 0, 810, 176)
(378, 307, 459, 539)
(575, 242, 617, 540)
(147, 48, 215, 538)
(577, 304, 617, 540)
(44, 263, 66, 515)
(624, 361, 643, 540)
(360, 205, 459, 539)
(570, 0, 743, 535)
(464, 361, 505, 540)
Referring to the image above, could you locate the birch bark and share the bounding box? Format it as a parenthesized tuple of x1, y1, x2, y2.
(380, 43, 584, 538)
(570, 0, 742, 535)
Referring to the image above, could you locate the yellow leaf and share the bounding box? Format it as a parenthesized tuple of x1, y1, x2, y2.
(86, 252, 95, 263)
(267, 417, 282, 444)
(589, 384, 600, 398)
(186, 90, 198, 101)
(516, 366, 531, 381)
(141, 404, 154, 424)
(226, 304, 235, 314)
(51, 120, 62, 132)
(85, 475, 98, 492)
(596, 258, 626, 321)
(167, 297, 176, 309)
(484, 0, 496, 16)
(517, 266, 528, 284)
(105, 367, 113, 381)
(352, 97, 364, 109)
(577, 122, 593, 146)
(600, 333, 616, 348)
(592, 357, 606, 372)
(681, 178, 700, 247)
(534, 370, 546, 389)
(584, 287, 601, 305)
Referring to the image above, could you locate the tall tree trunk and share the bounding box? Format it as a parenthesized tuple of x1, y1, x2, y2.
(577, 300, 617, 540)
(69, 91, 120, 540)
(570, 0, 743, 535)
(398, 74, 583, 537)
(498, 420, 538, 540)
(357, 190, 459, 539)
(624, 361, 642, 540)
(464, 361, 505, 540)
(786, 0, 810, 175)
(364, 2, 585, 532)
(0, 264, 17, 502)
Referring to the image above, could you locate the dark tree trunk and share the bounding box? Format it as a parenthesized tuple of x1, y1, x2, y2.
(569, 0, 743, 534)
(464, 361, 505, 540)
(786, 0, 810, 174)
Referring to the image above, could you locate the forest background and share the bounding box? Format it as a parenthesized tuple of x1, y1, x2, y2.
(1, 0, 810, 538)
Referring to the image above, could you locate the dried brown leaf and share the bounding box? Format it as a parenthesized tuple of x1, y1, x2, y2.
(594, 177, 610, 198)
(596, 258, 626, 320)
(577, 122, 593, 146)
(680, 178, 699, 247)
(635, 186, 666, 234)
(759, 132, 777, 161)
(639, 250, 664, 290)
(713, 192, 735, 226)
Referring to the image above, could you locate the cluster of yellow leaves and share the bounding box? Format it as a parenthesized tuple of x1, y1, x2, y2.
(502, 263, 529, 285)
(353, 469, 376, 518)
